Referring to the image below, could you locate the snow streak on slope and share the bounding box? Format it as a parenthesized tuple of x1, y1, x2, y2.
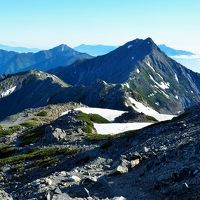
(1, 86, 16, 98)
(94, 122, 152, 135)
(149, 75, 170, 90)
(129, 97, 175, 121)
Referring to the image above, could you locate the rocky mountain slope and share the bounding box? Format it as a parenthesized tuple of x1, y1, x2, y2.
(0, 44, 91, 74)
(0, 70, 71, 120)
(52, 38, 200, 114)
(0, 101, 200, 199)
(0, 70, 133, 120)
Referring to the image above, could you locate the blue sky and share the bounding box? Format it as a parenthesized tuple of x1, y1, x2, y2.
(0, 0, 199, 53)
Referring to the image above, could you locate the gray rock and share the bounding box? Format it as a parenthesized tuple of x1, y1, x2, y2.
(130, 159, 140, 168)
(0, 189, 13, 200)
(116, 165, 128, 174)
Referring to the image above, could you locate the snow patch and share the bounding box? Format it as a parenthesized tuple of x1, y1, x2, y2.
(156, 73, 164, 80)
(124, 83, 130, 88)
(161, 91, 170, 99)
(136, 69, 140, 74)
(127, 45, 132, 49)
(148, 93, 155, 97)
(175, 73, 179, 82)
(146, 61, 155, 72)
(94, 123, 152, 135)
(61, 107, 126, 121)
(129, 97, 175, 121)
(149, 75, 170, 90)
(175, 95, 179, 99)
(1, 86, 16, 97)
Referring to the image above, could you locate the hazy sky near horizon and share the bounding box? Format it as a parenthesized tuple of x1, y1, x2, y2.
(0, 0, 199, 53)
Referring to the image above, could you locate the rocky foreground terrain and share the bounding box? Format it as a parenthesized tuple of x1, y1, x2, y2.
(0, 103, 200, 199)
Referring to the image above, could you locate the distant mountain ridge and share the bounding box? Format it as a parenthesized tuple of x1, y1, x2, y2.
(0, 44, 41, 53)
(74, 44, 117, 56)
(159, 44, 194, 56)
(0, 44, 92, 74)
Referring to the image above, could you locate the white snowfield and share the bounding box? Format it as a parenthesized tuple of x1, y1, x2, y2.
(61, 107, 126, 121)
(61, 104, 175, 135)
(94, 122, 152, 135)
(1, 86, 16, 98)
(129, 97, 175, 121)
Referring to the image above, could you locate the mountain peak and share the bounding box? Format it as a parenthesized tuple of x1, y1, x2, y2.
(124, 37, 159, 53)
(52, 44, 73, 52)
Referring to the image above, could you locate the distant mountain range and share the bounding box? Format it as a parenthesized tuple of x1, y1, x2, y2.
(73, 43, 195, 57)
(0, 44, 41, 53)
(1, 38, 200, 119)
(0, 42, 199, 74)
(158, 44, 194, 56)
(0, 44, 92, 74)
(74, 44, 117, 56)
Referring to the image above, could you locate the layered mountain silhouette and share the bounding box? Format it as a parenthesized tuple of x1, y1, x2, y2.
(74, 44, 117, 56)
(52, 38, 200, 114)
(0, 44, 41, 53)
(0, 44, 92, 74)
(1, 37, 200, 119)
(159, 44, 194, 56)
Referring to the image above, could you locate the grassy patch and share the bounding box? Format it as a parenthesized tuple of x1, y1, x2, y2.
(76, 111, 113, 140)
(76, 111, 96, 135)
(36, 110, 48, 117)
(144, 115, 158, 122)
(0, 147, 79, 165)
(10, 161, 24, 172)
(0, 143, 16, 158)
(76, 111, 109, 124)
(30, 157, 59, 168)
(87, 132, 116, 140)
(88, 114, 110, 123)
(20, 125, 46, 146)
(76, 111, 110, 134)
(20, 120, 39, 128)
(0, 125, 21, 137)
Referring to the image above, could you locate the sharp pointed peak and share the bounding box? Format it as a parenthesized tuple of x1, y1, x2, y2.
(50, 44, 73, 52)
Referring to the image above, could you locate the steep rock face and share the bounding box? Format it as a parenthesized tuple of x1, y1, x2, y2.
(52, 38, 200, 114)
(0, 44, 92, 74)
